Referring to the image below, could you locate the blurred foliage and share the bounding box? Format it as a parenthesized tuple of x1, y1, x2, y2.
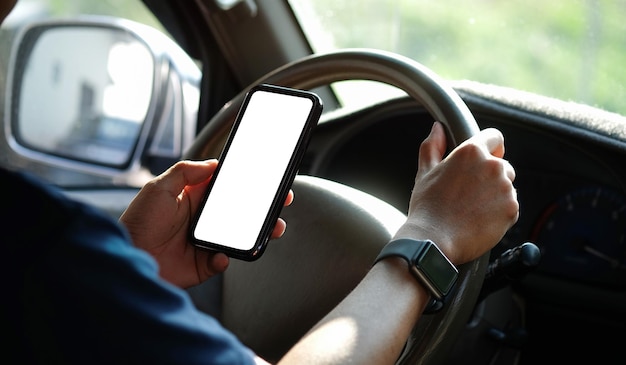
(7, 0, 626, 114)
(292, 0, 626, 115)
(47, 0, 165, 32)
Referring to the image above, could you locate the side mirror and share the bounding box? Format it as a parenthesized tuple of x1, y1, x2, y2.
(5, 16, 200, 183)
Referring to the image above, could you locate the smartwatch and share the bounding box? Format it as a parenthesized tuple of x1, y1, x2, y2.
(374, 239, 458, 312)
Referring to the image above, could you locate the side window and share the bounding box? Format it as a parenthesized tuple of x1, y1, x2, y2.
(3, 1, 166, 33)
(1, 0, 200, 187)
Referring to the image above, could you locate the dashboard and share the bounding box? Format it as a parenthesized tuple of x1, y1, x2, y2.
(302, 92, 626, 301)
(301, 90, 626, 361)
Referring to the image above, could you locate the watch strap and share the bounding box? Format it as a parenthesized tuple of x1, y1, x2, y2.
(374, 239, 457, 314)
(375, 238, 431, 266)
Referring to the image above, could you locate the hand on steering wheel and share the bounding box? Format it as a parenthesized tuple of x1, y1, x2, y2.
(184, 48, 512, 364)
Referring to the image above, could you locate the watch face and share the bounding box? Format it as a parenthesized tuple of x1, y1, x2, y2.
(417, 243, 458, 297)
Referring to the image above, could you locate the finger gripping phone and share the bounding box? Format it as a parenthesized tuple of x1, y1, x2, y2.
(190, 84, 323, 261)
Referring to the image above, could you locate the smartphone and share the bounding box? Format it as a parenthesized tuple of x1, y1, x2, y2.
(190, 84, 323, 261)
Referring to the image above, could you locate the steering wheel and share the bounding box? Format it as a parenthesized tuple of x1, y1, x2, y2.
(184, 48, 486, 364)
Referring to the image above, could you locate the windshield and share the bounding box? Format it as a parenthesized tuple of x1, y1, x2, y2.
(289, 0, 626, 116)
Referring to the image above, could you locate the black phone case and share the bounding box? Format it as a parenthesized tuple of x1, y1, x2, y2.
(189, 84, 323, 261)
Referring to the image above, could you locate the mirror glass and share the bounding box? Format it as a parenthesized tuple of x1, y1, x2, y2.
(15, 26, 154, 166)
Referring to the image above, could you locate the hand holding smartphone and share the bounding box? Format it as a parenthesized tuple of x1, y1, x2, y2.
(190, 84, 323, 261)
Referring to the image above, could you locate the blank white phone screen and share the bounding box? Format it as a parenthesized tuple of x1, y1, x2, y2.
(192, 89, 314, 251)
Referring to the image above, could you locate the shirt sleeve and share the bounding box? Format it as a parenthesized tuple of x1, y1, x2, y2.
(3, 169, 257, 365)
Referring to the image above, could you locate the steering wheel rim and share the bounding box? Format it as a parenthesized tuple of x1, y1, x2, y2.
(184, 48, 487, 365)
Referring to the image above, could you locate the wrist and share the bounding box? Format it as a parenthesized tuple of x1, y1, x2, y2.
(373, 257, 432, 311)
(374, 239, 458, 312)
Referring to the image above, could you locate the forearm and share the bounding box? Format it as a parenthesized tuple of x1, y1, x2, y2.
(277, 257, 430, 365)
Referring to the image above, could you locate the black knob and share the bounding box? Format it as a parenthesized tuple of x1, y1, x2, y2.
(486, 242, 541, 281)
(479, 242, 541, 301)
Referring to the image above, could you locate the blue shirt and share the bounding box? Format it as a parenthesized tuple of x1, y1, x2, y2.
(1, 168, 256, 364)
